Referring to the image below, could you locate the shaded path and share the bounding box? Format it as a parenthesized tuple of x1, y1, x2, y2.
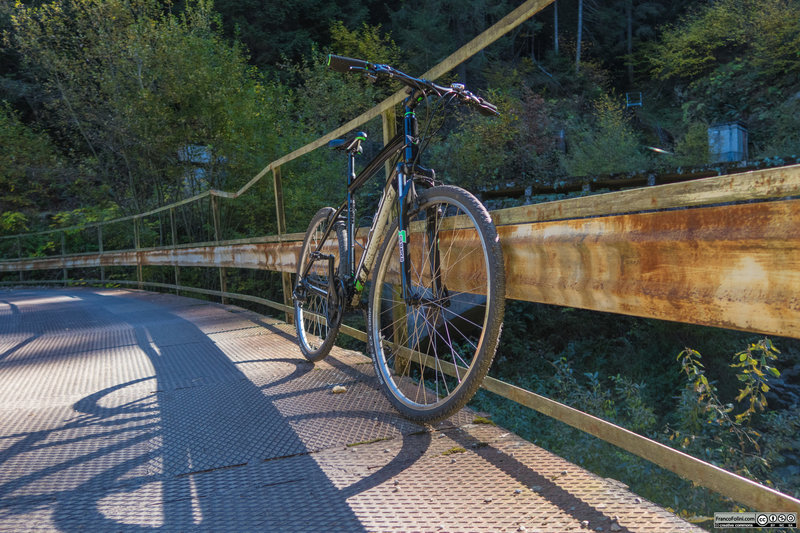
(0, 288, 701, 532)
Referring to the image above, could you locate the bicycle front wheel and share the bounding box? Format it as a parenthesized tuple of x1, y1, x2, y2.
(294, 207, 347, 362)
(367, 185, 505, 421)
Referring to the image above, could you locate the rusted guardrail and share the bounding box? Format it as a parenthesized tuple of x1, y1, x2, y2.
(2, 0, 800, 514)
(3, 164, 800, 512)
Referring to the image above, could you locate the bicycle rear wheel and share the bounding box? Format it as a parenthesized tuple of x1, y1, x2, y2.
(367, 185, 505, 421)
(294, 207, 347, 362)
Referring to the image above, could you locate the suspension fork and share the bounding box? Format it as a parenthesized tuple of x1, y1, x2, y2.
(396, 166, 413, 303)
(396, 175, 448, 306)
(397, 102, 418, 303)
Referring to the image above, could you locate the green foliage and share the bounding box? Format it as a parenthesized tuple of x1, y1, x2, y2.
(388, 0, 512, 77)
(289, 23, 403, 134)
(648, 1, 747, 81)
(329, 21, 403, 67)
(650, 0, 800, 82)
(561, 93, 650, 177)
(434, 90, 563, 189)
(0, 101, 63, 215)
(756, 97, 800, 159)
(276, 22, 408, 229)
(211, 0, 372, 68)
(434, 93, 517, 188)
(671, 341, 781, 482)
(49, 205, 122, 228)
(549, 358, 656, 433)
(473, 306, 800, 520)
(730, 339, 781, 423)
(645, 0, 800, 150)
(8, 0, 287, 212)
(670, 121, 709, 167)
(0, 211, 28, 235)
(610, 374, 657, 433)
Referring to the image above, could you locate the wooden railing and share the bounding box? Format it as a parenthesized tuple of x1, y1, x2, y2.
(2, 0, 799, 514)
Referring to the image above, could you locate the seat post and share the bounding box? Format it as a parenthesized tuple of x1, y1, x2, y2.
(347, 153, 356, 187)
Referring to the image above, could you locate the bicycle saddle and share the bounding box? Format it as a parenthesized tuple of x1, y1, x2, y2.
(328, 131, 367, 154)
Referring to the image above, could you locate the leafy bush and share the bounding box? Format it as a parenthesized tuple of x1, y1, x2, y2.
(561, 93, 651, 177)
(672, 340, 785, 484)
(671, 121, 709, 167)
(0, 102, 64, 216)
(472, 326, 800, 525)
(646, 0, 800, 152)
(8, 0, 287, 211)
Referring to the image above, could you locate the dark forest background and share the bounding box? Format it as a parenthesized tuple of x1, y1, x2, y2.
(2, 0, 799, 524)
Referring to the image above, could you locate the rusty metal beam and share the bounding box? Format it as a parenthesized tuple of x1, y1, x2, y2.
(0, 242, 298, 272)
(4, 196, 799, 339)
(500, 198, 800, 338)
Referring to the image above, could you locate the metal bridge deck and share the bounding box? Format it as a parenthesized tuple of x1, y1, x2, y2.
(0, 288, 701, 532)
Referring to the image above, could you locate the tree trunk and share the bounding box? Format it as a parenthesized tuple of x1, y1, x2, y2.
(554, 0, 559, 55)
(455, 14, 468, 84)
(576, 0, 583, 72)
(53, 74, 100, 162)
(627, 0, 633, 84)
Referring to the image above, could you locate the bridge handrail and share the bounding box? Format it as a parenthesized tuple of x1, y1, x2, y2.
(2, 0, 800, 516)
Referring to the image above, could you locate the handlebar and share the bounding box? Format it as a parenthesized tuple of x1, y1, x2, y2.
(326, 54, 499, 117)
(327, 54, 371, 74)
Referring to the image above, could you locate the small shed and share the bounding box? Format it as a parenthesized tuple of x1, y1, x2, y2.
(708, 122, 748, 163)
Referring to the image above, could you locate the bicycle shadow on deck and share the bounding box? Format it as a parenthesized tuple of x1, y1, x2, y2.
(0, 288, 431, 531)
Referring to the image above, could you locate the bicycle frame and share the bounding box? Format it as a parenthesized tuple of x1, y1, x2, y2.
(298, 94, 434, 309)
(297, 54, 504, 420)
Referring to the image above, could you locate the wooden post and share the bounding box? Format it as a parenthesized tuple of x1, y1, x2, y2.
(61, 231, 67, 286)
(211, 195, 227, 304)
(158, 212, 164, 247)
(17, 237, 23, 282)
(134, 217, 142, 289)
(273, 165, 293, 322)
(98, 224, 105, 283)
(170, 208, 180, 295)
(382, 108, 397, 181)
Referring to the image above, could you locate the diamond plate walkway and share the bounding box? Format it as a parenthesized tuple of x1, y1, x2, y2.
(0, 288, 702, 532)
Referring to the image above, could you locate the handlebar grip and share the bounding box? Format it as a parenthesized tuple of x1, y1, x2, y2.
(327, 54, 371, 73)
(477, 101, 500, 116)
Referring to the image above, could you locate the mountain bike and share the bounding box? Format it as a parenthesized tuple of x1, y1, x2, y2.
(293, 54, 505, 422)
